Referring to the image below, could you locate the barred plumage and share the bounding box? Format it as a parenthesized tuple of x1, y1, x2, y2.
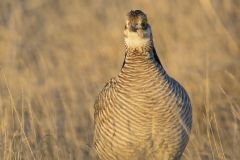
(94, 10, 192, 160)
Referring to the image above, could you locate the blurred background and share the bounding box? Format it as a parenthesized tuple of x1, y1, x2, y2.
(0, 0, 239, 159)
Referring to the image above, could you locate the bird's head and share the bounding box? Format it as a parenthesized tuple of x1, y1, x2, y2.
(124, 10, 152, 50)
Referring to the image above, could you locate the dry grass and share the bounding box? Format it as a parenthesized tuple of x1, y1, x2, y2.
(0, 0, 239, 159)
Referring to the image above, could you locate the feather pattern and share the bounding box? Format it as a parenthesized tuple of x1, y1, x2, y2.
(94, 47, 192, 160)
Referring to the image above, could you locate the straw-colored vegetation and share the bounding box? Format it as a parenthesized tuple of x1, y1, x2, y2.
(0, 0, 239, 159)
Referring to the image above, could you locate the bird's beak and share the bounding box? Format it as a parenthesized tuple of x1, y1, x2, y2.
(129, 25, 137, 32)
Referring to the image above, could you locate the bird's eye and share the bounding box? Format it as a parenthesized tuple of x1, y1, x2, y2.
(141, 22, 147, 29)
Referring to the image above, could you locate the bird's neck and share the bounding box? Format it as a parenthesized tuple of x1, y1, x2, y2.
(121, 46, 165, 76)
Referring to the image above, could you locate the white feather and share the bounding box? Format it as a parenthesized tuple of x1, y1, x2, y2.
(124, 28, 151, 48)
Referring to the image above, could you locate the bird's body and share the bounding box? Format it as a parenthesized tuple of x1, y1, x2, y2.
(94, 10, 192, 160)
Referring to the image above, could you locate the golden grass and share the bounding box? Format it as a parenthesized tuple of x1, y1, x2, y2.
(0, 0, 239, 159)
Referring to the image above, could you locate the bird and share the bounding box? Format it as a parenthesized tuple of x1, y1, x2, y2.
(93, 10, 192, 160)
